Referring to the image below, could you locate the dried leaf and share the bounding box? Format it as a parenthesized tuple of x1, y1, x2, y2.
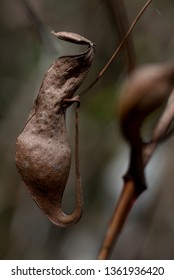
(51, 30, 95, 47)
(15, 32, 95, 227)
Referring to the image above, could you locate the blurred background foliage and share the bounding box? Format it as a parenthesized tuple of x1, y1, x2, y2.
(1, 0, 174, 260)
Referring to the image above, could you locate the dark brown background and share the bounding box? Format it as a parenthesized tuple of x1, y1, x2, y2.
(0, 0, 174, 259)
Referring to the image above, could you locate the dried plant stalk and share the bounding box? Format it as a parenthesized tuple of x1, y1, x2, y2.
(97, 0, 153, 260)
(98, 180, 135, 260)
(98, 62, 174, 259)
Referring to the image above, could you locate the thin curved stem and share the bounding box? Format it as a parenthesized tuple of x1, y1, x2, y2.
(102, 0, 136, 73)
(80, 0, 153, 97)
(74, 101, 83, 209)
